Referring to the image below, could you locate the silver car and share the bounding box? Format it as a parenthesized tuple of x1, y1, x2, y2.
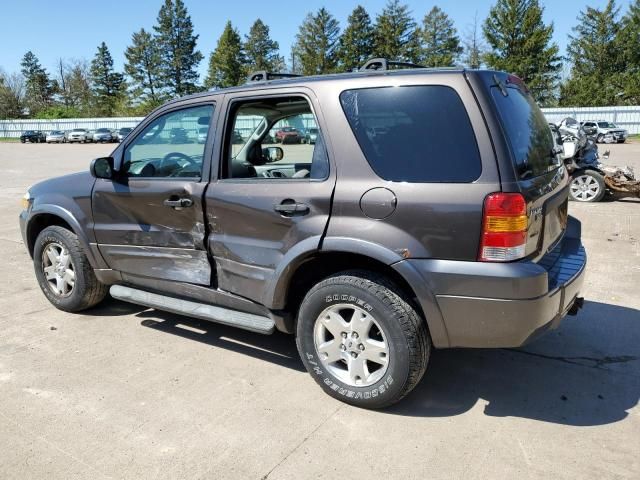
(93, 128, 115, 143)
(66, 128, 91, 143)
(117, 127, 133, 142)
(46, 130, 66, 143)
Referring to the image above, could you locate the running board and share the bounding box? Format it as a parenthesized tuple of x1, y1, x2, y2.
(109, 285, 275, 334)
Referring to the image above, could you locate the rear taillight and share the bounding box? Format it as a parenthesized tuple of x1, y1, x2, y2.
(479, 193, 528, 262)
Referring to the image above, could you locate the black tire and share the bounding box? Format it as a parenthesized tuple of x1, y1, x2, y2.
(33, 226, 108, 312)
(20, 139, 25, 143)
(569, 169, 606, 202)
(596, 133, 604, 143)
(296, 271, 431, 409)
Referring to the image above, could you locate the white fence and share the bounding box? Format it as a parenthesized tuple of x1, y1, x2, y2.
(541, 106, 640, 134)
(1, 106, 639, 138)
(0, 117, 144, 138)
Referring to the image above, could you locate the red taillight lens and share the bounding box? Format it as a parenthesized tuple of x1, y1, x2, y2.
(479, 193, 528, 262)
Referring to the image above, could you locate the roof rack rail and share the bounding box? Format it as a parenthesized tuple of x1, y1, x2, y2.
(246, 71, 302, 83)
(359, 58, 425, 72)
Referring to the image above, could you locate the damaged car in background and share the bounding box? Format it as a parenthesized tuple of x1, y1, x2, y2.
(552, 118, 639, 202)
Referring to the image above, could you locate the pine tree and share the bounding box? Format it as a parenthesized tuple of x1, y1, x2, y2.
(560, 0, 624, 106)
(244, 19, 283, 72)
(419, 6, 462, 67)
(337, 5, 374, 71)
(616, 0, 640, 104)
(294, 8, 341, 75)
(373, 0, 419, 62)
(483, 0, 561, 105)
(20, 51, 55, 115)
(90, 42, 124, 116)
(125, 28, 163, 107)
(462, 12, 486, 69)
(204, 21, 246, 89)
(154, 0, 203, 96)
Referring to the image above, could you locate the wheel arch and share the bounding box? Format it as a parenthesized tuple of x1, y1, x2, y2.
(26, 207, 103, 268)
(267, 238, 450, 347)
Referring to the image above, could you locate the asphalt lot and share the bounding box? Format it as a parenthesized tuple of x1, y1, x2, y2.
(0, 142, 638, 479)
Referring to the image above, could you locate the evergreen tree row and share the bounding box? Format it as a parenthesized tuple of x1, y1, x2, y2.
(1, 0, 640, 119)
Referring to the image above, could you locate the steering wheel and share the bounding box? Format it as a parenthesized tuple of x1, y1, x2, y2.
(160, 151, 197, 169)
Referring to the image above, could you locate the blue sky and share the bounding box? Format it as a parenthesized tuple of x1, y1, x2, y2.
(0, 0, 631, 78)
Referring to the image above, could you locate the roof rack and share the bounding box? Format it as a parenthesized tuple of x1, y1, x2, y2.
(359, 58, 425, 72)
(246, 71, 302, 83)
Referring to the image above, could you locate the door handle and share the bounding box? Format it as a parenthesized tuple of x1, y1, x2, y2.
(164, 197, 193, 208)
(274, 200, 310, 216)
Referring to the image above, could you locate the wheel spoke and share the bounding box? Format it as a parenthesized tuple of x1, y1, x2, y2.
(43, 265, 56, 280)
(348, 355, 369, 384)
(58, 251, 70, 269)
(54, 276, 64, 295)
(317, 339, 343, 363)
(361, 339, 388, 365)
(45, 247, 58, 265)
(350, 309, 372, 337)
(319, 311, 349, 339)
(63, 269, 75, 287)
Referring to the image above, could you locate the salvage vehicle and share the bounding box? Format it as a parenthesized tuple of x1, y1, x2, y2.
(581, 120, 628, 144)
(554, 118, 639, 202)
(19, 61, 586, 408)
(20, 130, 46, 143)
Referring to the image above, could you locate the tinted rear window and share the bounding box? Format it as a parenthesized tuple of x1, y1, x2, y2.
(490, 86, 558, 180)
(339, 86, 481, 183)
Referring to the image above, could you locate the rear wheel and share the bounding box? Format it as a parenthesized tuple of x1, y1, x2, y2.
(33, 226, 108, 312)
(569, 170, 606, 202)
(296, 271, 430, 409)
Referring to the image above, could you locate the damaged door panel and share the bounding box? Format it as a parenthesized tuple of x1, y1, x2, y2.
(92, 179, 211, 284)
(92, 103, 216, 285)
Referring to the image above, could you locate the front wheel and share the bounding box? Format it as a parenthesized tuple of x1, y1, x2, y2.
(569, 170, 606, 202)
(33, 226, 108, 312)
(296, 271, 431, 409)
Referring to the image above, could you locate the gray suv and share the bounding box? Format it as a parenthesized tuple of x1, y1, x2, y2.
(19, 63, 586, 408)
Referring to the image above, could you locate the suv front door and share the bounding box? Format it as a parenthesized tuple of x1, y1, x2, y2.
(92, 102, 216, 285)
(206, 90, 335, 307)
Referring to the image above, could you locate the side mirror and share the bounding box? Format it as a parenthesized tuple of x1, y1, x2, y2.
(262, 146, 284, 163)
(90, 157, 115, 179)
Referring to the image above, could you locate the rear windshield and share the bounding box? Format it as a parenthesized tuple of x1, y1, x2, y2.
(340, 85, 481, 183)
(491, 85, 558, 180)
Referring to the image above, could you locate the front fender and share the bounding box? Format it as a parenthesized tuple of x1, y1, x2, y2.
(26, 204, 107, 269)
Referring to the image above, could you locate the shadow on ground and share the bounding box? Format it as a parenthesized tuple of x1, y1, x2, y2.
(92, 298, 639, 426)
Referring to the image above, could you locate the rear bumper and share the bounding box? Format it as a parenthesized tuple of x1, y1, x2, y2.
(403, 216, 586, 348)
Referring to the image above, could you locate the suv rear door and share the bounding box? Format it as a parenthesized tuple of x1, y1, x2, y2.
(205, 89, 335, 305)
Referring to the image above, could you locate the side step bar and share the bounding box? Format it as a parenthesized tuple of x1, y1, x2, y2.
(109, 285, 275, 334)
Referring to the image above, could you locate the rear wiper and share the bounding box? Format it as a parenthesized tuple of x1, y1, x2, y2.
(493, 74, 509, 97)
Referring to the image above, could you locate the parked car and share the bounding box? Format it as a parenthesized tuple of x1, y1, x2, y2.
(20, 130, 46, 143)
(169, 127, 189, 144)
(66, 128, 91, 143)
(274, 126, 301, 144)
(197, 127, 208, 144)
(45, 131, 66, 143)
(93, 128, 116, 143)
(581, 120, 628, 143)
(19, 62, 585, 409)
(302, 127, 319, 144)
(117, 128, 132, 142)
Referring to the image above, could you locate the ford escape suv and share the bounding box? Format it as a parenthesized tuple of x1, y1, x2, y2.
(19, 61, 586, 409)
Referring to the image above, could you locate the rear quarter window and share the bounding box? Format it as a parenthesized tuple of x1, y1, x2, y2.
(490, 86, 558, 180)
(339, 85, 481, 183)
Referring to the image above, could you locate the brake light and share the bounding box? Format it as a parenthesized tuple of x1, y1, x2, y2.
(479, 193, 528, 262)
